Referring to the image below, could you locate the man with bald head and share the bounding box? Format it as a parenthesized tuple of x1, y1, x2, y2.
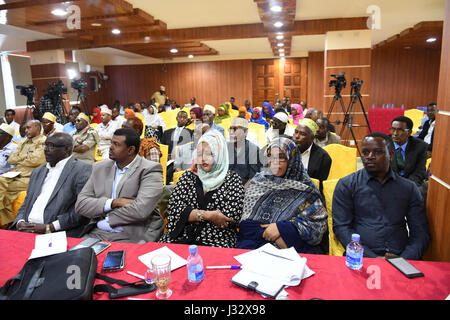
(10, 132, 92, 236)
(0, 120, 47, 227)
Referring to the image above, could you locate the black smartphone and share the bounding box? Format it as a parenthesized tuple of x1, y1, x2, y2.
(386, 257, 424, 278)
(102, 250, 125, 272)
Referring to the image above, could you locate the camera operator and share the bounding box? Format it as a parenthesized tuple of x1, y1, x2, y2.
(40, 80, 67, 123)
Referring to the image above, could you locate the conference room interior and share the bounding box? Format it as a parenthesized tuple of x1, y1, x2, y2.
(0, 0, 448, 268)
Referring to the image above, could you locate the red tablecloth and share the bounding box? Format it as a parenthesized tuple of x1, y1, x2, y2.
(1, 230, 449, 300)
(367, 108, 405, 134)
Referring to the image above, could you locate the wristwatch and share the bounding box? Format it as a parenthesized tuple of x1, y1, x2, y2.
(196, 210, 205, 222)
(45, 224, 52, 234)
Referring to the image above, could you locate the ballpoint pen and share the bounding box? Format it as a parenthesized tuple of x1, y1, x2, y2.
(205, 265, 241, 270)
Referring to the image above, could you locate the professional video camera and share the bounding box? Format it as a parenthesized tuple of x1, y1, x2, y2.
(350, 78, 363, 93)
(16, 85, 36, 106)
(329, 72, 347, 93)
(71, 78, 87, 91)
(46, 80, 67, 97)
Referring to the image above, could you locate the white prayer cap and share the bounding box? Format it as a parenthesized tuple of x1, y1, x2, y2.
(0, 123, 15, 137)
(100, 105, 112, 115)
(273, 112, 289, 123)
(203, 104, 216, 114)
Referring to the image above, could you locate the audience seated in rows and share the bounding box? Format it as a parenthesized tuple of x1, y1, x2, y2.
(41, 112, 63, 136)
(332, 132, 430, 260)
(174, 122, 209, 172)
(75, 128, 165, 243)
(159, 129, 244, 247)
(265, 112, 295, 145)
(62, 106, 81, 134)
(70, 113, 99, 165)
(202, 104, 225, 136)
(417, 102, 437, 154)
(0, 120, 46, 227)
(10, 132, 92, 237)
(237, 137, 328, 253)
(249, 108, 269, 131)
(0, 109, 21, 143)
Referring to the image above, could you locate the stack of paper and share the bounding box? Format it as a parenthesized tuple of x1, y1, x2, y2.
(138, 246, 187, 271)
(29, 231, 68, 259)
(231, 243, 315, 298)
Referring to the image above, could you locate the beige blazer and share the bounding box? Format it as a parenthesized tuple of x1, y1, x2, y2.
(75, 155, 164, 243)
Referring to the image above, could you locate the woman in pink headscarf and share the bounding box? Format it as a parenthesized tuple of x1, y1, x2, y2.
(289, 104, 304, 125)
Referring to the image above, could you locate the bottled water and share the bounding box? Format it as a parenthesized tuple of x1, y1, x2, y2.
(346, 234, 364, 270)
(187, 245, 204, 283)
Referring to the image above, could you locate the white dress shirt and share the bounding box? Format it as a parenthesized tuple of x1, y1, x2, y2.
(301, 144, 313, 171)
(424, 120, 435, 144)
(25, 156, 72, 230)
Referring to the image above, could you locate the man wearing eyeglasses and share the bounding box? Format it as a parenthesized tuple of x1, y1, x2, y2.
(389, 116, 427, 187)
(10, 133, 92, 236)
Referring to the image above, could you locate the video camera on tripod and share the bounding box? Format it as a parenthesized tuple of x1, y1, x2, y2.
(350, 78, 363, 94)
(329, 72, 347, 94)
(16, 84, 36, 107)
(71, 78, 87, 91)
(46, 80, 67, 98)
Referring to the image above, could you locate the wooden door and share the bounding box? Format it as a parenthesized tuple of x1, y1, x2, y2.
(252, 59, 278, 108)
(252, 58, 307, 108)
(280, 58, 307, 104)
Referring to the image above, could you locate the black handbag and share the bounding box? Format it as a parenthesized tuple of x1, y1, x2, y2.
(0, 247, 97, 300)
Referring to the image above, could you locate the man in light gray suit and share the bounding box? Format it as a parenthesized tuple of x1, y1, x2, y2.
(10, 132, 92, 237)
(75, 128, 164, 243)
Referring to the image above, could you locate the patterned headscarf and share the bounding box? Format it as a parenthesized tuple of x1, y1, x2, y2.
(194, 129, 229, 192)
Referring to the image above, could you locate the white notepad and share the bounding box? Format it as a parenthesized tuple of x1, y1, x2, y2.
(28, 231, 68, 259)
(138, 246, 187, 271)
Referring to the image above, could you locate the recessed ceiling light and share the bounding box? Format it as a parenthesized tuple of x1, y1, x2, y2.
(270, 5, 282, 12)
(279, 48, 285, 52)
(91, 23, 102, 27)
(144, 36, 151, 42)
(274, 21, 283, 28)
(277, 43, 284, 47)
(170, 48, 178, 53)
(280, 53, 285, 57)
(426, 37, 437, 43)
(280, 57, 286, 61)
(112, 29, 121, 35)
(51, 9, 67, 16)
(188, 54, 194, 58)
(276, 35, 284, 40)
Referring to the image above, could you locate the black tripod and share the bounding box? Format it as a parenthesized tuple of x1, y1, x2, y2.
(340, 80, 372, 156)
(22, 95, 37, 125)
(77, 88, 90, 117)
(326, 84, 347, 126)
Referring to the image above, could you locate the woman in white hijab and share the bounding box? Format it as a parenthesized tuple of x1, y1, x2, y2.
(144, 104, 166, 141)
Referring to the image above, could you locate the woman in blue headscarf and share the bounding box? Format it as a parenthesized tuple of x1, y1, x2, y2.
(262, 101, 275, 120)
(236, 137, 328, 253)
(249, 108, 270, 131)
(159, 129, 244, 247)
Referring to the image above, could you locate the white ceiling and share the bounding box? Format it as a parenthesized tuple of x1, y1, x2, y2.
(0, 0, 445, 62)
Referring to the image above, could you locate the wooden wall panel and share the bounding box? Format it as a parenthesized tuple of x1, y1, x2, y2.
(425, 0, 450, 262)
(307, 51, 324, 109)
(371, 46, 441, 109)
(104, 60, 253, 109)
(326, 48, 371, 67)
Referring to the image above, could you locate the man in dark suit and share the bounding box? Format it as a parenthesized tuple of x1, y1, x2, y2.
(292, 118, 332, 192)
(417, 103, 437, 154)
(10, 132, 92, 237)
(390, 116, 427, 187)
(160, 110, 193, 159)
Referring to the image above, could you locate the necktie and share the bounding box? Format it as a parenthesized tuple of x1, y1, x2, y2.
(396, 147, 405, 172)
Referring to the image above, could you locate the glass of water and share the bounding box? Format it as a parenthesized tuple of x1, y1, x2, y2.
(151, 254, 172, 299)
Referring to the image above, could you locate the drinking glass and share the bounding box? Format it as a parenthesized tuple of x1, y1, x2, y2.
(151, 254, 172, 299)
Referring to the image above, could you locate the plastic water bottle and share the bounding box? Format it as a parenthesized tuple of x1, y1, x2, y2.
(346, 234, 364, 270)
(187, 245, 204, 283)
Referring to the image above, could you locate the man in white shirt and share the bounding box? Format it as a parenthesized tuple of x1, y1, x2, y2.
(96, 106, 118, 160)
(184, 97, 200, 109)
(10, 132, 92, 237)
(265, 112, 295, 146)
(0, 123, 18, 174)
(1, 109, 21, 143)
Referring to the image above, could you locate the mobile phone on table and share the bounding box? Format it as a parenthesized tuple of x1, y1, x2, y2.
(92, 241, 111, 255)
(386, 257, 424, 278)
(69, 238, 100, 251)
(102, 250, 126, 272)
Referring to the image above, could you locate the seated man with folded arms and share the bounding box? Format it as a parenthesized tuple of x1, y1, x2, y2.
(0, 120, 46, 227)
(70, 113, 100, 165)
(75, 128, 165, 243)
(10, 133, 92, 237)
(332, 132, 430, 260)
